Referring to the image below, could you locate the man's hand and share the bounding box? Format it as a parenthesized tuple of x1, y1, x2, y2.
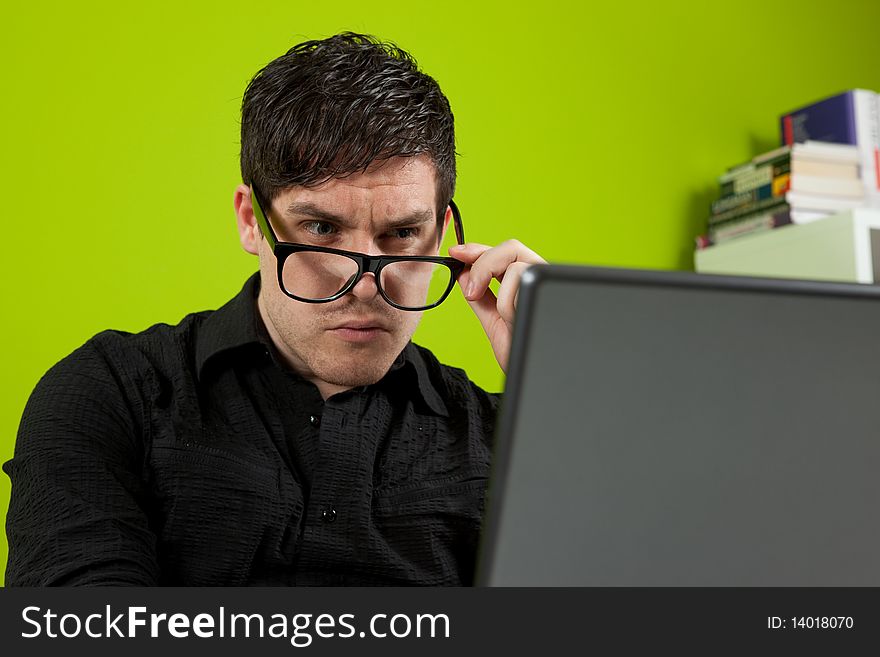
(449, 240, 547, 373)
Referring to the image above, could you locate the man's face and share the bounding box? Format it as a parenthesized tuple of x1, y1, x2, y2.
(254, 154, 446, 395)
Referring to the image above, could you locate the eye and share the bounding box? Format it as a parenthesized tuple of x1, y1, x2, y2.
(303, 221, 336, 237)
(390, 227, 420, 240)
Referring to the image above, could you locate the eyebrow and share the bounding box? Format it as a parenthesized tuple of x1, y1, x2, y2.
(285, 201, 435, 229)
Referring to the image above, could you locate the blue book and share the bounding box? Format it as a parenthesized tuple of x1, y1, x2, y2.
(780, 90, 880, 200)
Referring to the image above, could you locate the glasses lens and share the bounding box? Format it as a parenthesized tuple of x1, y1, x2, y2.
(281, 251, 359, 301)
(380, 260, 454, 309)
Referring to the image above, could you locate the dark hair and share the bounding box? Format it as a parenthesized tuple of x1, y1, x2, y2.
(240, 32, 456, 223)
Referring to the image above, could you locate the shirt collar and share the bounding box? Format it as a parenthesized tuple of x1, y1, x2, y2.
(385, 342, 449, 417)
(196, 273, 449, 417)
(195, 273, 264, 379)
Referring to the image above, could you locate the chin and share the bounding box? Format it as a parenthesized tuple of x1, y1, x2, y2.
(316, 362, 392, 388)
(312, 341, 402, 387)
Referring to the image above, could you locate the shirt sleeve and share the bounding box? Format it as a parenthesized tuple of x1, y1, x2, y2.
(3, 340, 159, 586)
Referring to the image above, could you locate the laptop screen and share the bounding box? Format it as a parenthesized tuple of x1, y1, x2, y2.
(477, 265, 880, 586)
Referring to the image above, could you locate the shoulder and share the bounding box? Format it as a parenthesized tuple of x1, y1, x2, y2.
(87, 310, 212, 373)
(23, 310, 213, 431)
(44, 310, 209, 386)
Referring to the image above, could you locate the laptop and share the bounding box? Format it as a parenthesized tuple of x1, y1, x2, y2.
(476, 264, 880, 586)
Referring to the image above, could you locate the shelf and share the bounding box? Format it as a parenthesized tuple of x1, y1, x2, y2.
(694, 208, 880, 284)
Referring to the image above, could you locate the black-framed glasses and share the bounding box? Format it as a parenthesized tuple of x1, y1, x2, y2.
(250, 186, 466, 311)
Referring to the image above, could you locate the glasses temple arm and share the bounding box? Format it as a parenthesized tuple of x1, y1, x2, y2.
(250, 186, 278, 250)
(449, 199, 465, 244)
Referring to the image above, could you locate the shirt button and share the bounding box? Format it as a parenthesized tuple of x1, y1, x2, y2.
(309, 414, 321, 427)
(321, 508, 337, 523)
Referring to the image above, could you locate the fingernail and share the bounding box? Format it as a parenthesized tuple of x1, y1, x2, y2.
(466, 281, 475, 298)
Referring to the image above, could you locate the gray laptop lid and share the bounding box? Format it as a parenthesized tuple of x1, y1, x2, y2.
(476, 265, 880, 586)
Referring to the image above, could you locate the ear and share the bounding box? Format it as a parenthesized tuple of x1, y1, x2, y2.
(234, 183, 261, 256)
(438, 205, 453, 249)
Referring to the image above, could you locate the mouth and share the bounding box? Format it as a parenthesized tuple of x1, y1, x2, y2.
(327, 319, 391, 343)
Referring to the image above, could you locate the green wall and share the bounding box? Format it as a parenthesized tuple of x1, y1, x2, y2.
(3, 0, 880, 583)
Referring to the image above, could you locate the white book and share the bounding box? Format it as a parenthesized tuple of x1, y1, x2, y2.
(789, 174, 865, 198)
(785, 190, 867, 212)
(790, 158, 859, 179)
(792, 140, 861, 163)
(853, 90, 880, 202)
(790, 209, 831, 224)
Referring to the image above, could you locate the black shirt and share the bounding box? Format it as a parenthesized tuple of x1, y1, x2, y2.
(4, 274, 500, 586)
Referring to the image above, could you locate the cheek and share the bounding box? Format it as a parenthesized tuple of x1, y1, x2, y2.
(257, 244, 276, 287)
(259, 263, 309, 334)
(401, 311, 424, 338)
(268, 289, 316, 334)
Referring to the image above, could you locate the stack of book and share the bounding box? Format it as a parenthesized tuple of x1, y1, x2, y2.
(698, 141, 863, 247)
(697, 89, 880, 249)
(781, 89, 880, 205)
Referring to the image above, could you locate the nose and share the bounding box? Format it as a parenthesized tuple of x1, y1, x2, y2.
(349, 270, 379, 302)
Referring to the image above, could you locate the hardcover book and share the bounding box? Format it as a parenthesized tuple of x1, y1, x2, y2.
(712, 142, 862, 218)
(780, 89, 880, 201)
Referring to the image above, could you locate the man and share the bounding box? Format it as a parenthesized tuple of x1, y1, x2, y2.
(4, 33, 544, 586)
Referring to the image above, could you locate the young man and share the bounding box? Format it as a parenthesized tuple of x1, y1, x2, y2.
(4, 33, 544, 586)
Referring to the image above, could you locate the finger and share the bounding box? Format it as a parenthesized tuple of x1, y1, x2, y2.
(459, 276, 510, 359)
(465, 240, 546, 301)
(448, 242, 491, 264)
(457, 269, 513, 373)
(457, 270, 503, 327)
(495, 261, 533, 325)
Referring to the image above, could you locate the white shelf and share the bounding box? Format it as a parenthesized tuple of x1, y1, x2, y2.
(694, 208, 880, 284)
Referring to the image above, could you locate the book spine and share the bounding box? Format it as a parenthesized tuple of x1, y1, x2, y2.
(720, 167, 771, 196)
(708, 202, 791, 231)
(790, 209, 831, 224)
(783, 113, 793, 146)
(719, 149, 791, 185)
(853, 90, 880, 195)
(707, 208, 792, 245)
(790, 158, 859, 178)
(709, 195, 788, 226)
(779, 91, 859, 146)
(782, 190, 866, 212)
(712, 184, 774, 215)
(846, 91, 858, 145)
(695, 234, 713, 250)
(788, 174, 865, 198)
(719, 160, 791, 199)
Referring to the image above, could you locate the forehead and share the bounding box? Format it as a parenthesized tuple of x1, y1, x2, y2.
(278, 155, 438, 216)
